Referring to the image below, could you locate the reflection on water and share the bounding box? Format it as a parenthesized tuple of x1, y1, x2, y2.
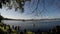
(2, 20, 60, 32)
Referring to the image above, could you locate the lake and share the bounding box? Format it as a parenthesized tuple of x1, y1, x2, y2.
(2, 20, 60, 32)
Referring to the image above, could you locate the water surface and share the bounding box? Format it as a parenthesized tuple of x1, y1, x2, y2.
(2, 20, 60, 32)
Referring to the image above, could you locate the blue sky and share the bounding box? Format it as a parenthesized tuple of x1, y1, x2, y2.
(0, 0, 60, 19)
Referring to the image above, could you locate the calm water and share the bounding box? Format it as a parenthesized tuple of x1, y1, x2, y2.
(2, 20, 60, 32)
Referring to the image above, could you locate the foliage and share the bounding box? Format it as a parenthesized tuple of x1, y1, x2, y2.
(0, 0, 31, 13)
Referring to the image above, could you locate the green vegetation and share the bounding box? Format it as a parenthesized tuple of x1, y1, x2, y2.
(0, 22, 20, 34)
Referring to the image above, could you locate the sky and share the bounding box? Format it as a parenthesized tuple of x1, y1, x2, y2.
(0, 0, 60, 19)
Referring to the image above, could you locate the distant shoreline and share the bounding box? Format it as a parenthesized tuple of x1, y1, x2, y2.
(2, 18, 60, 22)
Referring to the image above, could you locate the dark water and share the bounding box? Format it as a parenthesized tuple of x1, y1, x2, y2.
(2, 20, 60, 32)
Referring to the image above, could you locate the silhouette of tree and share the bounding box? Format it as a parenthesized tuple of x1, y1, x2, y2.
(0, 0, 31, 13)
(0, 2, 2, 8)
(0, 13, 4, 22)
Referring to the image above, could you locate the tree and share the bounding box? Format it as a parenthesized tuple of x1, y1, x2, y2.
(0, 13, 3, 22)
(0, 0, 31, 12)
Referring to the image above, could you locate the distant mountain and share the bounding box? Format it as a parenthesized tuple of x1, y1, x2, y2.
(1, 17, 16, 20)
(3, 18, 60, 21)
